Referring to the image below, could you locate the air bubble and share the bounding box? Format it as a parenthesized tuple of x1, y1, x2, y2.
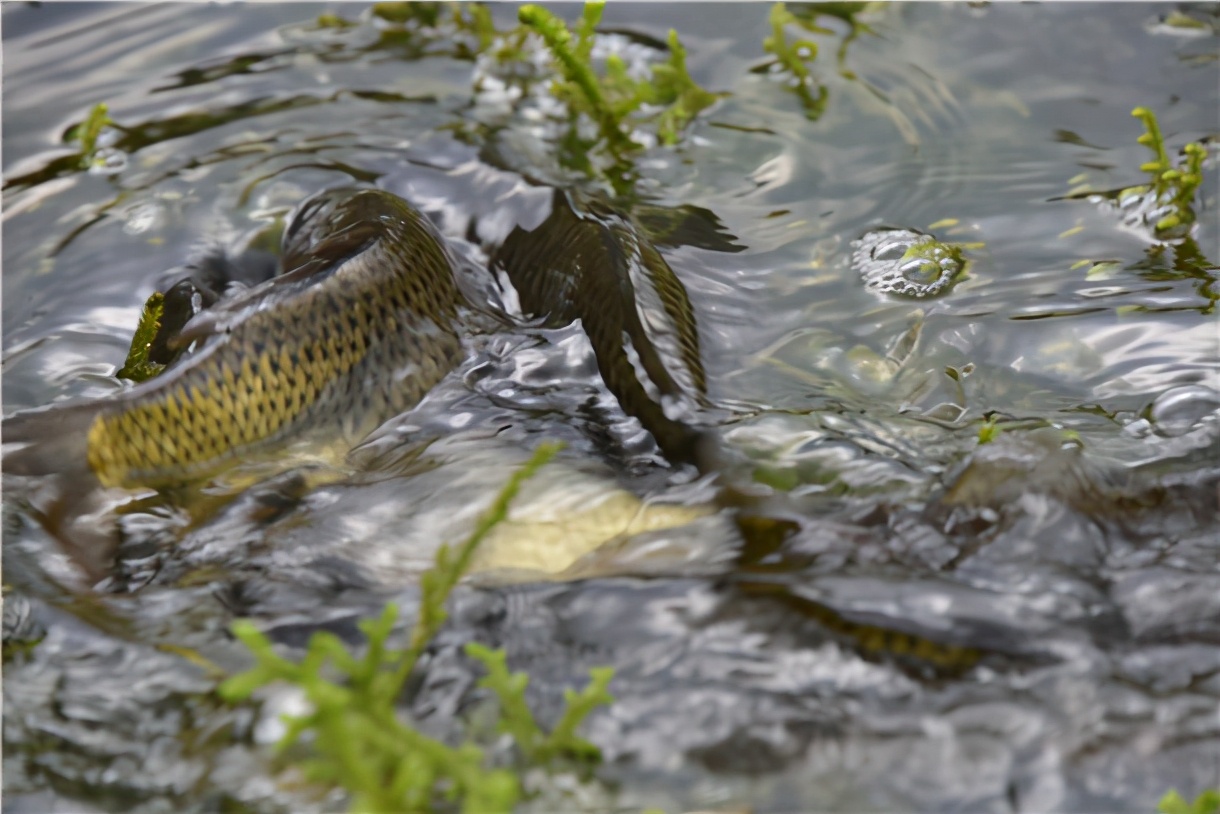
(851, 228, 966, 298)
(1148, 384, 1220, 438)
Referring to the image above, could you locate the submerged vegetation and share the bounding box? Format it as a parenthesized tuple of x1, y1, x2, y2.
(218, 443, 616, 813)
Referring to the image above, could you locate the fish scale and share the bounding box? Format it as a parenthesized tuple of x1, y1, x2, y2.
(85, 188, 467, 489)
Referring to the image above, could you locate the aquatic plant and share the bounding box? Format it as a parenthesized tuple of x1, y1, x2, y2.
(369, 1, 496, 52)
(66, 102, 115, 168)
(1159, 788, 1220, 814)
(219, 443, 617, 814)
(762, 3, 831, 120)
(370, 1, 445, 27)
(115, 292, 167, 383)
(977, 416, 1003, 445)
(518, 2, 721, 154)
(1122, 106, 1208, 239)
(464, 643, 612, 764)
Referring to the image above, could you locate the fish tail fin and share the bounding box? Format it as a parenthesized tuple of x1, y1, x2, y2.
(3, 401, 98, 482)
(4, 403, 120, 585)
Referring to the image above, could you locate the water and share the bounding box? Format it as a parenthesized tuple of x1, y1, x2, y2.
(3, 3, 1218, 812)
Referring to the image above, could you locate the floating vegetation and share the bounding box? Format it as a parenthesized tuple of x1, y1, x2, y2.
(219, 443, 617, 814)
(367, 1, 497, 55)
(1118, 106, 1208, 239)
(370, 1, 445, 27)
(115, 292, 167, 383)
(851, 227, 971, 298)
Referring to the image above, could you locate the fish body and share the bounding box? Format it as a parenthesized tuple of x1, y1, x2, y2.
(84, 188, 467, 489)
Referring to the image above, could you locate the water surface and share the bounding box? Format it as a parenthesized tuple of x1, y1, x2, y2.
(3, 3, 1218, 812)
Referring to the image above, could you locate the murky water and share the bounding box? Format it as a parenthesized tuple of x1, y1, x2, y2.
(3, 3, 1218, 812)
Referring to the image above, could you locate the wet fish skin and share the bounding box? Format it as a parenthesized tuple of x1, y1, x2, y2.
(86, 187, 467, 489)
(491, 190, 712, 468)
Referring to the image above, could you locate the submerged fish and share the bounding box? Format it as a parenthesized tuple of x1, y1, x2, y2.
(6, 187, 469, 490)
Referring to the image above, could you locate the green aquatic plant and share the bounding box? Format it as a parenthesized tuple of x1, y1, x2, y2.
(1159, 788, 1220, 814)
(465, 643, 612, 764)
(219, 443, 617, 814)
(763, 3, 830, 120)
(757, 3, 882, 120)
(1123, 106, 1208, 238)
(115, 292, 167, 383)
(66, 102, 116, 169)
(370, 1, 444, 27)
(977, 415, 1003, 445)
(518, 2, 721, 155)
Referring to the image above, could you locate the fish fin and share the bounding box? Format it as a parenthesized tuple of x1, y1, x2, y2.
(4, 403, 117, 585)
(633, 203, 747, 254)
(3, 401, 98, 482)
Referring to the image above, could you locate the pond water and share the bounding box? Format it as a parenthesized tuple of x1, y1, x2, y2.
(2, 3, 1218, 812)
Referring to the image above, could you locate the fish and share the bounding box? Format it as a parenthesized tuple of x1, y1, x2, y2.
(5, 187, 469, 491)
(490, 189, 732, 470)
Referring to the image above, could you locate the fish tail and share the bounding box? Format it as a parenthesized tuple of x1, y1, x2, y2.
(2, 401, 99, 483)
(4, 403, 118, 583)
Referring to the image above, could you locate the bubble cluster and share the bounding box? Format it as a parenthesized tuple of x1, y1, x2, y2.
(850, 228, 966, 298)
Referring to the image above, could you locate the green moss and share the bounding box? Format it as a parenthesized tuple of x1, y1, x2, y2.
(1159, 789, 1220, 814)
(219, 443, 617, 813)
(115, 291, 167, 383)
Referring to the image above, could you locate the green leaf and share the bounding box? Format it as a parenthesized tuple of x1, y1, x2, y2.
(116, 291, 167, 383)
